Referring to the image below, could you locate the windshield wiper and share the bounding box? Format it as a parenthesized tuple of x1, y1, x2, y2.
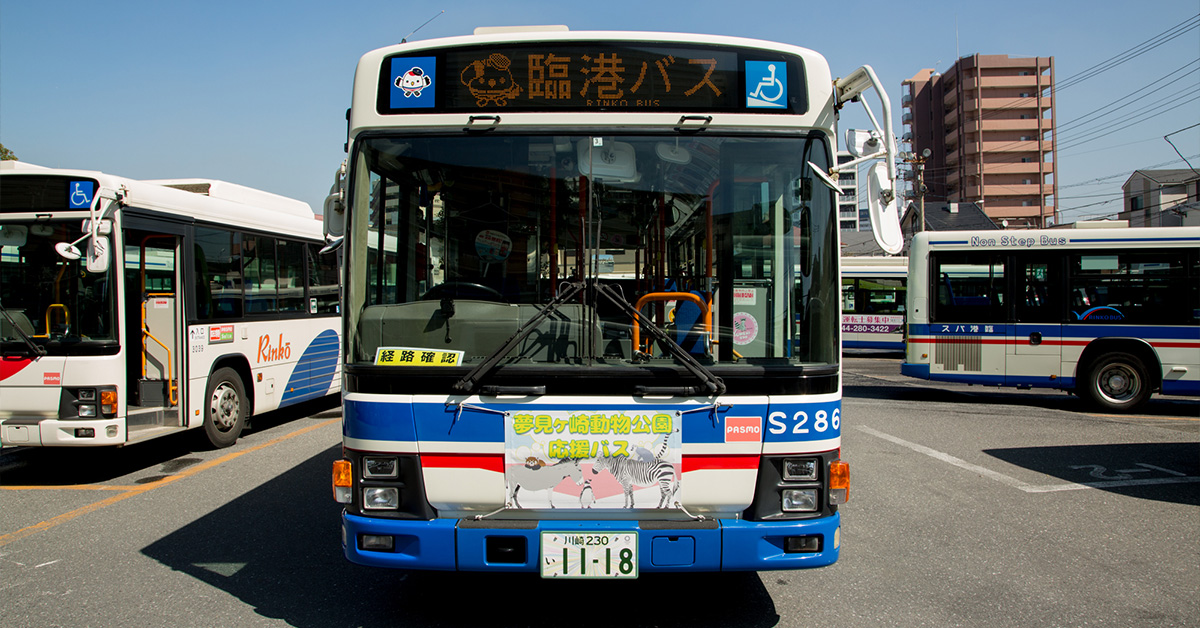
(452, 281, 585, 395)
(452, 280, 726, 397)
(0, 299, 46, 357)
(591, 282, 725, 396)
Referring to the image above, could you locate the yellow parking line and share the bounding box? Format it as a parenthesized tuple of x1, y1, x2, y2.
(0, 417, 339, 548)
(2, 485, 141, 491)
(1088, 413, 1200, 422)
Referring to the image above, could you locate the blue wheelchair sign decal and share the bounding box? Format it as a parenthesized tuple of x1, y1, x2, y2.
(745, 61, 787, 109)
(68, 181, 95, 209)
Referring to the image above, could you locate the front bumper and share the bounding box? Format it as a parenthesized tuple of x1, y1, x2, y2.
(341, 511, 840, 572)
(0, 418, 124, 446)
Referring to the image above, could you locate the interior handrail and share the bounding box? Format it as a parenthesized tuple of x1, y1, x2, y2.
(632, 291, 709, 356)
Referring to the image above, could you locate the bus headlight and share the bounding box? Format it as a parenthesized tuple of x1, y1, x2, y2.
(363, 487, 400, 510)
(77, 404, 97, 418)
(363, 456, 398, 478)
(783, 458, 818, 481)
(781, 488, 819, 512)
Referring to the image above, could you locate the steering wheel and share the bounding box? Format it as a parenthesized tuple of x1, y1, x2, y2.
(420, 282, 507, 302)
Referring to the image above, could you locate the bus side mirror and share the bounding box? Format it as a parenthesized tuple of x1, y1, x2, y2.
(866, 161, 903, 255)
(845, 129, 881, 158)
(323, 162, 346, 239)
(86, 235, 110, 274)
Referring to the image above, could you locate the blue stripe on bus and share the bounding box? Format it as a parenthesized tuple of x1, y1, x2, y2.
(1064, 236, 1200, 244)
(342, 397, 841, 445)
(844, 340, 905, 350)
(926, 236, 1200, 246)
(1162, 380, 1200, 396)
(909, 323, 1200, 341)
(280, 329, 340, 406)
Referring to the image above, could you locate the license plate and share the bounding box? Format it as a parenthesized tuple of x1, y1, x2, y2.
(540, 531, 638, 579)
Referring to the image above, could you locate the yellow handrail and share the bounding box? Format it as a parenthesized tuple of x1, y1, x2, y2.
(33, 304, 70, 339)
(142, 292, 178, 406)
(631, 292, 710, 356)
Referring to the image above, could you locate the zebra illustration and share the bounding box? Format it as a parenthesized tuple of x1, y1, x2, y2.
(590, 432, 678, 508)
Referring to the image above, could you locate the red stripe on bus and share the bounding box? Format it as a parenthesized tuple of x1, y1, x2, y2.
(913, 337, 1199, 349)
(682, 455, 761, 472)
(0, 357, 33, 382)
(420, 453, 504, 473)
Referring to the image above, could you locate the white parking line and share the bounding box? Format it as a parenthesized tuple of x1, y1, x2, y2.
(856, 426, 1200, 493)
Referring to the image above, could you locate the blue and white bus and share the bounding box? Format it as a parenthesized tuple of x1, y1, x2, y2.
(0, 162, 340, 448)
(902, 226, 1200, 412)
(841, 256, 907, 351)
(326, 25, 904, 577)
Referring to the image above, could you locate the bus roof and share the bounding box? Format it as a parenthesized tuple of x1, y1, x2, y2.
(0, 163, 321, 240)
(142, 178, 314, 219)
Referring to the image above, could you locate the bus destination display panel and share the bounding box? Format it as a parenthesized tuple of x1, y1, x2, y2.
(378, 43, 807, 114)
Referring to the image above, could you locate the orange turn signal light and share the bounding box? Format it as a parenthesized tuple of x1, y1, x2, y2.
(829, 460, 849, 504)
(332, 460, 353, 487)
(100, 389, 118, 414)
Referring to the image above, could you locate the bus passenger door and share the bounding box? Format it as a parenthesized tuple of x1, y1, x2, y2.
(125, 232, 183, 436)
(1006, 254, 1062, 387)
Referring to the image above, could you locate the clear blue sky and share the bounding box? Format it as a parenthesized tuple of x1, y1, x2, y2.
(2, 0, 1197, 224)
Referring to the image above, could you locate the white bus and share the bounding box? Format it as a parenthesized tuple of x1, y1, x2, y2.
(0, 162, 341, 448)
(325, 26, 905, 577)
(841, 256, 906, 351)
(902, 227, 1200, 412)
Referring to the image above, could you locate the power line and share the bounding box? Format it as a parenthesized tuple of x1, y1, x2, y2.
(1056, 59, 1200, 133)
(1058, 153, 1200, 188)
(1055, 14, 1200, 90)
(1057, 90, 1200, 152)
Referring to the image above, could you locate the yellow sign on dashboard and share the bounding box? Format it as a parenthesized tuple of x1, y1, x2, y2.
(374, 346, 463, 367)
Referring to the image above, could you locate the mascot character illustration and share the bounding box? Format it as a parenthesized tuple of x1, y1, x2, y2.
(459, 54, 522, 106)
(396, 67, 432, 98)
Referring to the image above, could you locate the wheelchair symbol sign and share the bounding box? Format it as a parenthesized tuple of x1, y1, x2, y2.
(746, 61, 787, 109)
(68, 181, 95, 209)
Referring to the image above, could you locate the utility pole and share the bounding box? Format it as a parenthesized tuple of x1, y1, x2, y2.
(903, 148, 932, 231)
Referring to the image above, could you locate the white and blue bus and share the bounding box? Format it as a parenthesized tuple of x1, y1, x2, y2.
(326, 25, 904, 577)
(841, 256, 906, 351)
(902, 226, 1200, 412)
(0, 162, 340, 448)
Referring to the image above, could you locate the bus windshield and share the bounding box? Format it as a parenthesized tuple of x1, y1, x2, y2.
(347, 132, 839, 374)
(0, 219, 117, 352)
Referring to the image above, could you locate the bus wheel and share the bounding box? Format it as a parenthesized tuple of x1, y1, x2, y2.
(1080, 352, 1150, 412)
(204, 367, 246, 448)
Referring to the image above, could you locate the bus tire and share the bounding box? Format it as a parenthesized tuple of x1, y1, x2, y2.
(204, 367, 246, 448)
(1079, 352, 1150, 412)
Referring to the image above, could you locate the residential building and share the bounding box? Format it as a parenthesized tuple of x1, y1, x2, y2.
(902, 55, 1057, 228)
(837, 151, 859, 231)
(1119, 169, 1199, 227)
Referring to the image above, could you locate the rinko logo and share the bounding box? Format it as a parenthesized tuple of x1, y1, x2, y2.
(1074, 306, 1124, 321)
(258, 333, 291, 363)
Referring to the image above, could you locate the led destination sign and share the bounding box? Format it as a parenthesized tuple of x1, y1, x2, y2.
(378, 43, 807, 115)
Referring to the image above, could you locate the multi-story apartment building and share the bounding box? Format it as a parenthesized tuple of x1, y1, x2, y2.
(902, 55, 1057, 228)
(837, 151, 860, 231)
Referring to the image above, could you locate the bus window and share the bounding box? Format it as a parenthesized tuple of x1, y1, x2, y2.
(195, 227, 242, 319)
(932, 253, 1006, 323)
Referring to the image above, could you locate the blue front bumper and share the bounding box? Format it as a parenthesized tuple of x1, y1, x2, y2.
(342, 511, 840, 572)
